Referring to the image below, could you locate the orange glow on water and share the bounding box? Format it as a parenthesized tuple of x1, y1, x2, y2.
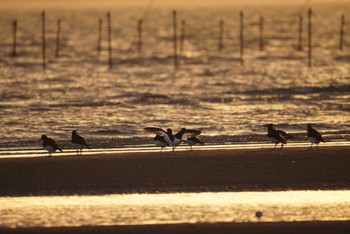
(1, 190, 350, 228)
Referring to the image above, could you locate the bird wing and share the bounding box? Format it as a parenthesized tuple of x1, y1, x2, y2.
(268, 129, 286, 143)
(277, 130, 295, 140)
(144, 127, 167, 136)
(77, 135, 90, 148)
(188, 136, 205, 145)
(178, 129, 201, 141)
(46, 138, 62, 151)
(310, 129, 325, 142)
(154, 135, 170, 146)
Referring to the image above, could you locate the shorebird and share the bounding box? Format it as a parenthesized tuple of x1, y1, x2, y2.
(307, 124, 325, 149)
(144, 127, 201, 152)
(71, 130, 90, 155)
(267, 124, 287, 149)
(39, 135, 63, 156)
(185, 136, 204, 151)
(255, 211, 263, 219)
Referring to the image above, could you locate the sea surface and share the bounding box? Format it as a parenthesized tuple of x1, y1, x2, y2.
(0, 3, 349, 148)
(1, 191, 350, 228)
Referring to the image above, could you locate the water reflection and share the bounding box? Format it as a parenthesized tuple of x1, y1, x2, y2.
(1, 191, 350, 228)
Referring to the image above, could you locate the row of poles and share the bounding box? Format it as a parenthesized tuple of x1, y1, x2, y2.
(8, 9, 347, 70)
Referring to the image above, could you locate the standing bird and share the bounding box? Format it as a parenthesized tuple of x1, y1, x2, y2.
(307, 124, 325, 149)
(39, 135, 63, 156)
(267, 124, 287, 149)
(144, 127, 201, 152)
(71, 130, 90, 155)
(153, 135, 169, 152)
(255, 211, 263, 219)
(185, 136, 204, 151)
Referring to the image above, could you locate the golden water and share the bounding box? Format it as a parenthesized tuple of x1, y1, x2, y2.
(1, 190, 350, 228)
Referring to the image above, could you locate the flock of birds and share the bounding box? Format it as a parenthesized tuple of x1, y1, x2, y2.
(39, 124, 325, 156)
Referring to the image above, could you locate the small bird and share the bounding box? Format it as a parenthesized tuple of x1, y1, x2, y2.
(255, 211, 263, 219)
(185, 136, 204, 151)
(71, 130, 90, 155)
(39, 135, 63, 156)
(267, 124, 287, 149)
(153, 135, 169, 152)
(307, 124, 325, 149)
(144, 127, 201, 152)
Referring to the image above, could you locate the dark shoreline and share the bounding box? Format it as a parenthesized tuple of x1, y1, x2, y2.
(2, 221, 350, 234)
(0, 147, 349, 196)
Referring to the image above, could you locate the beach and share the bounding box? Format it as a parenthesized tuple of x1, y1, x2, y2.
(1, 146, 350, 233)
(1, 0, 349, 232)
(1, 146, 350, 196)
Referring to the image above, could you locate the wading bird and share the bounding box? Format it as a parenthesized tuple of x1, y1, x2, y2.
(71, 130, 90, 155)
(267, 124, 287, 149)
(39, 135, 63, 156)
(307, 124, 325, 149)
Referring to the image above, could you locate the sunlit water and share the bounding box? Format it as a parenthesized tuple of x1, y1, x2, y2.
(0, 4, 350, 148)
(1, 191, 350, 228)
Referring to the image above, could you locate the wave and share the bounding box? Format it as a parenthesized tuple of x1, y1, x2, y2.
(132, 93, 201, 106)
(227, 85, 350, 96)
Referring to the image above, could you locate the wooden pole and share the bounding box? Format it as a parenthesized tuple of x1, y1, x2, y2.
(307, 8, 312, 67)
(107, 11, 112, 69)
(339, 14, 345, 51)
(218, 19, 224, 52)
(138, 18, 143, 56)
(180, 19, 186, 55)
(239, 11, 244, 65)
(298, 16, 303, 51)
(12, 20, 17, 57)
(42, 11, 46, 69)
(55, 19, 61, 58)
(173, 10, 178, 70)
(259, 16, 264, 51)
(97, 18, 102, 55)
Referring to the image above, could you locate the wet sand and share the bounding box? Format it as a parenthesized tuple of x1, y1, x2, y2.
(0, 146, 349, 196)
(0, 221, 350, 234)
(1, 146, 350, 233)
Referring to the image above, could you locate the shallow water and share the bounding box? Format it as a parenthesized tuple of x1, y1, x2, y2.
(1, 190, 350, 228)
(0, 4, 350, 147)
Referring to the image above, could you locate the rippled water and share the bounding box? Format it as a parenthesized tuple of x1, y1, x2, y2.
(1, 191, 350, 228)
(0, 3, 349, 147)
